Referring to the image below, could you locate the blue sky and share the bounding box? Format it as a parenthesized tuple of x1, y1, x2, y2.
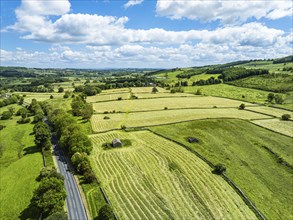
(0, 0, 292, 68)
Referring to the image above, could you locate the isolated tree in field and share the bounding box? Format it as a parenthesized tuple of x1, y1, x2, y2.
(267, 93, 275, 102)
(50, 95, 54, 99)
(281, 114, 291, 121)
(97, 204, 114, 220)
(58, 87, 64, 93)
(152, 87, 158, 93)
(239, 103, 245, 110)
(274, 94, 284, 104)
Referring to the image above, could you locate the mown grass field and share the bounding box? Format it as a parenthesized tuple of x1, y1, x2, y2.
(134, 92, 194, 99)
(91, 108, 270, 132)
(92, 96, 256, 113)
(130, 87, 167, 93)
(87, 92, 130, 103)
(150, 119, 293, 220)
(251, 118, 293, 137)
(0, 117, 43, 220)
(101, 88, 130, 94)
(246, 106, 293, 118)
(89, 130, 257, 220)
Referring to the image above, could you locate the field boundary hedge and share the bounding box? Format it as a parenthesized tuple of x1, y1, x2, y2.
(144, 129, 266, 220)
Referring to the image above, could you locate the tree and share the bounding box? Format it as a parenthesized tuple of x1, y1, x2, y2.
(97, 205, 114, 220)
(195, 89, 202, 95)
(34, 122, 51, 149)
(71, 96, 86, 116)
(58, 87, 64, 93)
(45, 211, 67, 220)
(50, 95, 54, 99)
(274, 94, 284, 104)
(152, 87, 158, 93)
(83, 170, 96, 183)
(81, 103, 94, 120)
(32, 177, 66, 217)
(239, 103, 245, 110)
(281, 114, 291, 121)
(267, 93, 275, 102)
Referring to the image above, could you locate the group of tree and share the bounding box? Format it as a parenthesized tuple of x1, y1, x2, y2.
(71, 95, 94, 120)
(219, 67, 269, 82)
(29, 99, 45, 123)
(74, 85, 102, 96)
(16, 107, 31, 124)
(47, 108, 95, 183)
(267, 93, 284, 104)
(33, 122, 51, 150)
(0, 94, 22, 108)
(32, 167, 67, 218)
(192, 77, 222, 86)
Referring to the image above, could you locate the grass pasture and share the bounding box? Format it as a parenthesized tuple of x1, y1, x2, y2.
(101, 88, 130, 94)
(184, 84, 271, 103)
(89, 130, 257, 220)
(150, 119, 293, 220)
(0, 117, 43, 219)
(16, 92, 64, 103)
(228, 74, 293, 93)
(251, 119, 293, 137)
(91, 108, 271, 132)
(92, 96, 257, 113)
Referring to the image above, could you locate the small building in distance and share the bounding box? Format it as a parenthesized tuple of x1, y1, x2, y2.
(112, 138, 122, 147)
(188, 137, 199, 143)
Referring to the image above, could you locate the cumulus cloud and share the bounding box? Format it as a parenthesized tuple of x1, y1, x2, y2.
(156, 0, 292, 24)
(124, 0, 144, 9)
(2, 0, 291, 68)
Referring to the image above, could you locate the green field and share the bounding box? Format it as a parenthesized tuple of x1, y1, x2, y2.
(251, 118, 293, 137)
(91, 108, 270, 132)
(89, 130, 257, 220)
(246, 106, 293, 118)
(0, 117, 43, 219)
(150, 119, 293, 220)
(92, 96, 256, 113)
(236, 60, 293, 74)
(228, 74, 293, 93)
(15, 92, 64, 103)
(87, 92, 130, 103)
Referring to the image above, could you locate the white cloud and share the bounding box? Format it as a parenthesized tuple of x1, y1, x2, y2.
(156, 0, 292, 24)
(124, 0, 144, 9)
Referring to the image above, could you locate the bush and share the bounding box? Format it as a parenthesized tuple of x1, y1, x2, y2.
(17, 118, 31, 124)
(121, 125, 126, 129)
(164, 107, 168, 110)
(195, 89, 202, 95)
(152, 87, 158, 93)
(83, 170, 96, 183)
(1, 111, 12, 120)
(0, 125, 6, 130)
(50, 95, 54, 99)
(97, 204, 114, 220)
(117, 97, 122, 100)
(239, 103, 245, 110)
(104, 116, 110, 120)
(213, 164, 226, 175)
(281, 114, 291, 121)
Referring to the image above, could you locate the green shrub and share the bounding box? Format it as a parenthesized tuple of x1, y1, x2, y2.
(213, 164, 226, 175)
(281, 114, 291, 121)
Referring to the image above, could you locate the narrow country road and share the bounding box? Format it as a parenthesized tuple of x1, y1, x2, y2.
(46, 119, 88, 220)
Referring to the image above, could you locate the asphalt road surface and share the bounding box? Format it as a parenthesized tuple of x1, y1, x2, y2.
(51, 133, 88, 220)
